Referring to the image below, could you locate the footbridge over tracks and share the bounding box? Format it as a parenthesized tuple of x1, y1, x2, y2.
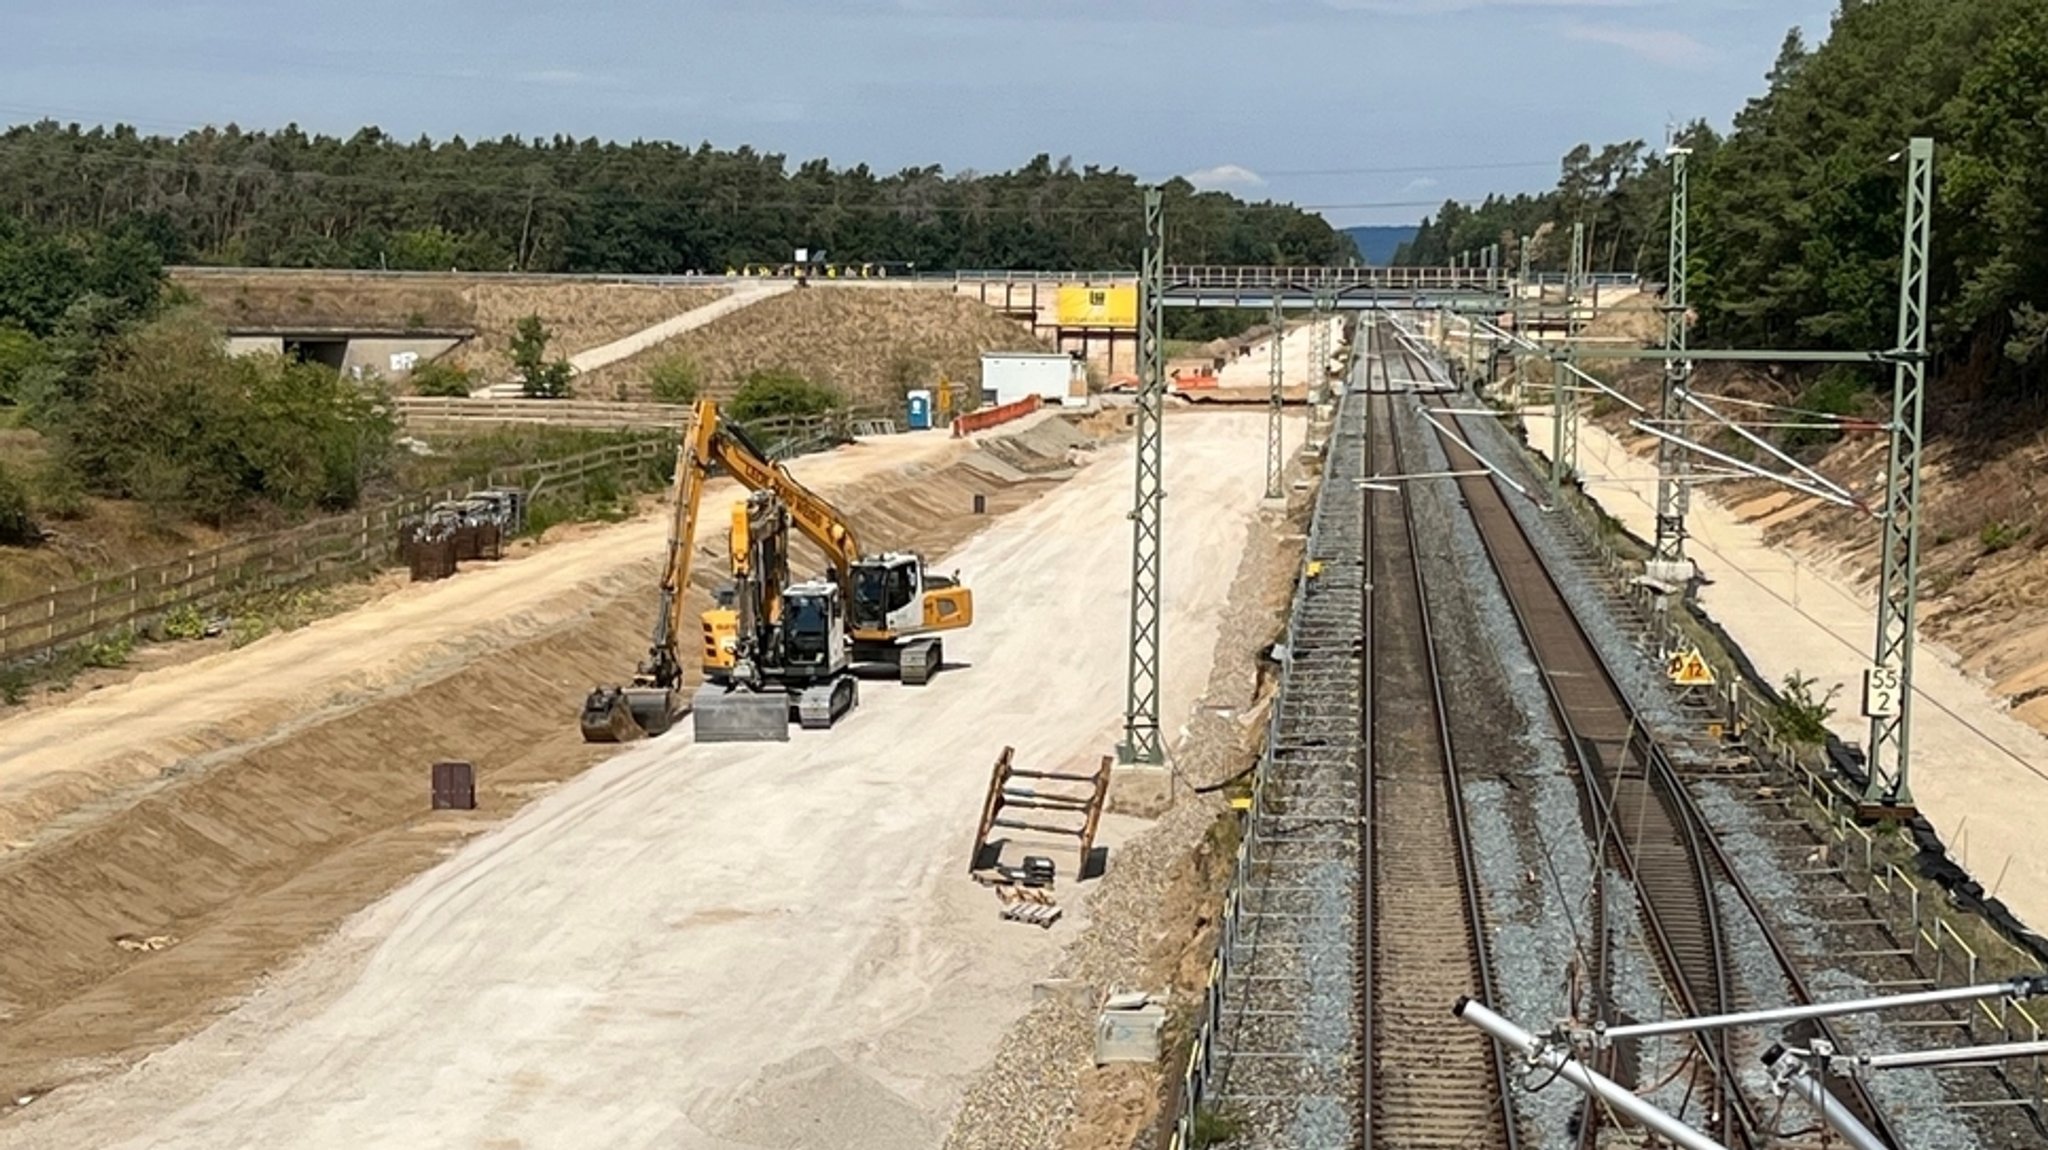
(955, 265, 1504, 375)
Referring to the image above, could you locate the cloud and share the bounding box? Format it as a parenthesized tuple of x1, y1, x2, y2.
(1403, 176, 1440, 192)
(1186, 163, 1266, 190)
(1564, 21, 1717, 67)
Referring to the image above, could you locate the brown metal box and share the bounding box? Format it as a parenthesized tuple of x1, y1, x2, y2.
(431, 760, 476, 810)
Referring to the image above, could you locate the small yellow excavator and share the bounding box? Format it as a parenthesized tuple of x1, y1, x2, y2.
(579, 398, 974, 743)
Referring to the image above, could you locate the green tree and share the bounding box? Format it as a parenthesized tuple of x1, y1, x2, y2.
(0, 323, 41, 405)
(511, 315, 572, 399)
(0, 461, 37, 545)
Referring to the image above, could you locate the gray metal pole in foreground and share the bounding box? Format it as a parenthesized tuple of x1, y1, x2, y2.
(1550, 359, 1572, 488)
(1594, 976, 2047, 1043)
(1454, 998, 1729, 1150)
(1119, 187, 1166, 766)
(1769, 1050, 1889, 1150)
(1867, 136, 1935, 809)
(1266, 295, 1285, 499)
(1651, 146, 1693, 571)
(1862, 1038, 2048, 1070)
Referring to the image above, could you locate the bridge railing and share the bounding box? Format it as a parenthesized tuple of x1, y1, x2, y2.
(1166, 264, 1501, 293)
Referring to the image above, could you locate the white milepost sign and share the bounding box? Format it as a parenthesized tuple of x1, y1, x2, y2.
(1863, 662, 1903, 719)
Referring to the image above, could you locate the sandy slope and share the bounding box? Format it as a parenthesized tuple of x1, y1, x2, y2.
(1528, 411, 2048, 935)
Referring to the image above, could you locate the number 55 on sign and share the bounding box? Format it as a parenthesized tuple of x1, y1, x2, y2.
(1863, 663, 1902, 719)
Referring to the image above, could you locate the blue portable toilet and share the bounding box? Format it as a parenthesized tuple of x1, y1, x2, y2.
(906, 389, 933, 430)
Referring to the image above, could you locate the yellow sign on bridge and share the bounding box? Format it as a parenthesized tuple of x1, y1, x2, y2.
(1055, 285, 1138, 329)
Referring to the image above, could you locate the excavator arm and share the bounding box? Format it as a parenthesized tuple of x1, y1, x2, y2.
(634, 402, 719, 690)
(704, 414, 862, 587)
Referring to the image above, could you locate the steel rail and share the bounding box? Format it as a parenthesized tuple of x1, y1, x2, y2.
(1397, 336, 1899, 1147)
(1373, 373, 1524, 1150)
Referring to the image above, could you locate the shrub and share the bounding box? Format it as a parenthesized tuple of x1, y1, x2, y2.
(0, 322, 43, 406)
(0, 460, 38, 545)
(647, 354, 702, 405)
(82, 630, 135, 669)
(511, 315, 572, 399)
(52, 311, 396, 525)
(27, 462, 87, 521)
(1771, 672, 1840, 746)
(161, 604, 208, 640)
(1979, 521, 2030, 554)
(728, 369, 841, 424)
(1192, 1104, 1244, 1148)
(228, 615, 270, 649)
(409, 360, 474, 398)
(1784, 368, 1863, 451)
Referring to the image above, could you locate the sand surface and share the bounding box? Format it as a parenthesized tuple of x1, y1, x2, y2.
(0, 412, 1278, 1150)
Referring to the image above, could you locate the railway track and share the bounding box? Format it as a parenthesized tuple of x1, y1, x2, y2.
(1374, 327, 1901, 1148)
(1359, 383, 1520, 1150)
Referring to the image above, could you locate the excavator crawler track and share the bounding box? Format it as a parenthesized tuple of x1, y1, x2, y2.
(899, 638, 942, 686)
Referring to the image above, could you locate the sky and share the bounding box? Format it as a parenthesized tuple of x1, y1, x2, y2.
(0, 0, 1839, 227)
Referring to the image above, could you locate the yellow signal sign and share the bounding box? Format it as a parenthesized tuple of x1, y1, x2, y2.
(1667, 648, 1716, 687)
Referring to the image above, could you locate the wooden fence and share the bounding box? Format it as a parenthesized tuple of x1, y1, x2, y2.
(0, 439, 668, 667)
(394, 397, 693, 432)
(0, 400, 919, 668)
(392, 397, 901, 444)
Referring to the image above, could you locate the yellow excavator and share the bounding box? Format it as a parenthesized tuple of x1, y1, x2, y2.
(578, 398, 974, 744)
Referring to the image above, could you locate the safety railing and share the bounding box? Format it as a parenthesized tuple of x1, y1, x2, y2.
(1166, 264, 1500, 293)
(1553, 480, 2048, 1124)
(1169, 387, 1361, 1149)
(951, 396, 1041, 437)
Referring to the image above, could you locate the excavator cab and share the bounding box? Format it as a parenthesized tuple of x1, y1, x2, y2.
(781, 580, 846, 671)
(848, 554, 972, 685)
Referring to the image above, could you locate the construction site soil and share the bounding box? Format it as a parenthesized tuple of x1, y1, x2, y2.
(0, 407, 1281, 1150)
(0, 411, 1124, 1114)
(578, 288, 1047, 406)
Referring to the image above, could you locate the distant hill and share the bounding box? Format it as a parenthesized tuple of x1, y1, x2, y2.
(1342, 225, 1418, 266)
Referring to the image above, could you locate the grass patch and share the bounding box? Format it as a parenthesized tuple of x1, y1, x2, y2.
(1192, 1103, 1245, 1148)
(1979, 520, 2030, 554)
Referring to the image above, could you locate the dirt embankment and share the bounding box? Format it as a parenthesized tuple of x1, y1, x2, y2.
(578, 288, 1047, 406)
(0, 414, 1123, 1107)
(171, 271, 727, 381)
(1572, 333, 2048, 733)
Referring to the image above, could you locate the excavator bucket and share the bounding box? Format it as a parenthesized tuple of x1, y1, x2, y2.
(579, 686, 676, 743)
(690, 683, 792, 743)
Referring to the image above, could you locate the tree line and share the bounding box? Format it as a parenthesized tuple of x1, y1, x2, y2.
(0, 126, 1356, 274)
(0, 128, 1364, 535)
(1399, 0, 2048, 399)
